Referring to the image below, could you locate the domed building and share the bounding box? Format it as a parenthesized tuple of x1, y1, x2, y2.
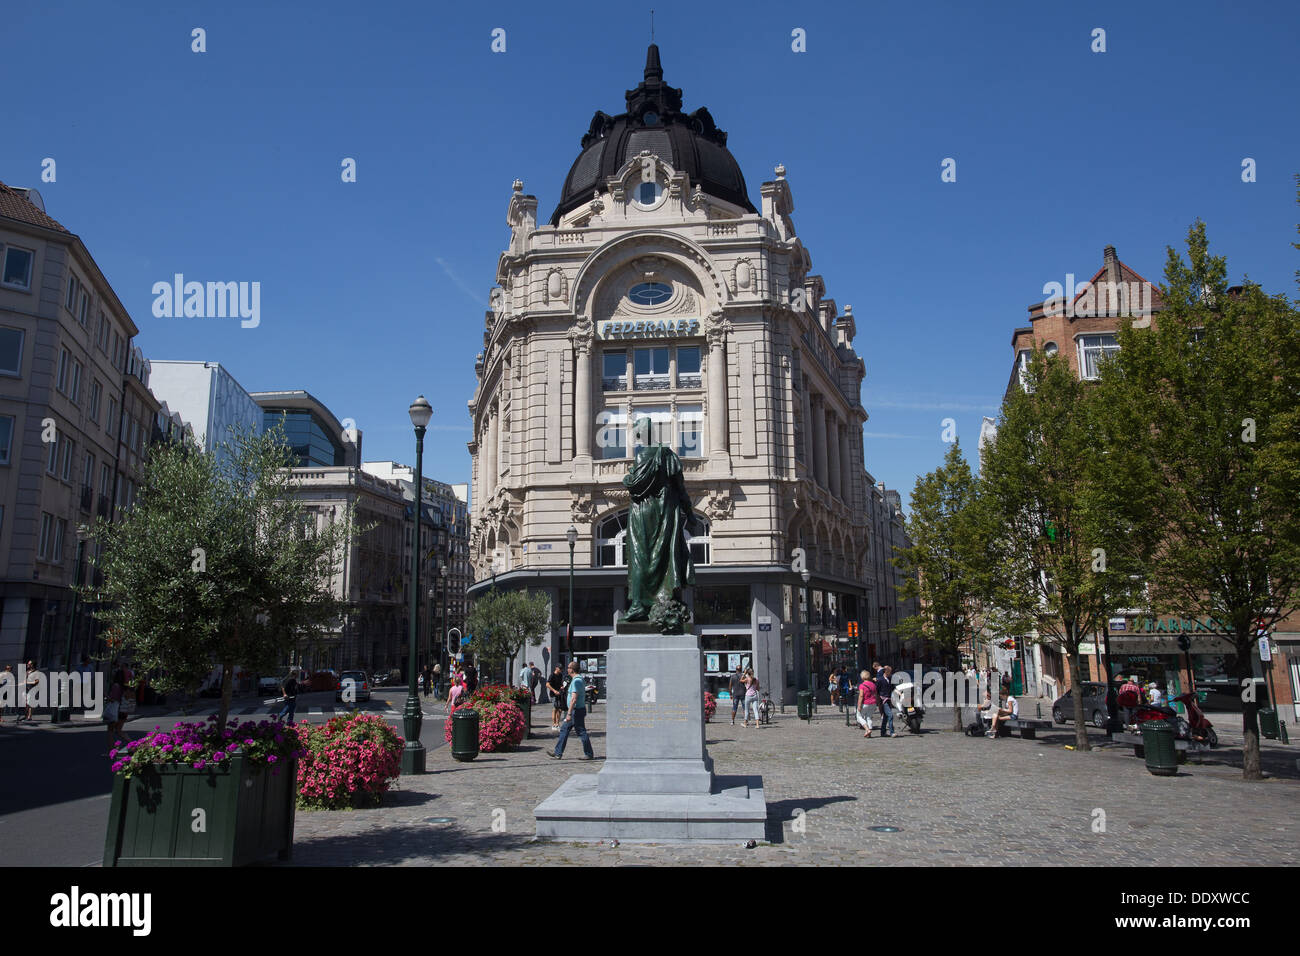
(467, 46, 912, 700)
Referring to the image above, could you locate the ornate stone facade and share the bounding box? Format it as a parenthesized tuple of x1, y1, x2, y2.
(465, 47, 905, 699)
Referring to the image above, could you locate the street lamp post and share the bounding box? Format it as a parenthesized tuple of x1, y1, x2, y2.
(401, 395, 432, 775)
(55, 527, 88, 722)
(439, 563, 448, 693)
(566, 525, 577, 667)
(800, 569, 812, 720)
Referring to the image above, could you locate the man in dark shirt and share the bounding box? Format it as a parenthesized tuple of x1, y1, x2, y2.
(728, 665, 746, 726)
(464, 664, 478, 695)
(280, 674, 299, 724)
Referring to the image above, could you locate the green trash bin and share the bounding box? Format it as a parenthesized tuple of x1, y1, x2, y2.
(797, 691, 814, 721)
(518, 697, 532, 739)
(1258, 707, 1279, 740)
(1140, 720, 1178, 776)
(451, 707, 480, 762)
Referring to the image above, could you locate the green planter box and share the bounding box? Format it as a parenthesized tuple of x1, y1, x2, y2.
(104, 753, 296, 867)
(518, 697, 532, 739)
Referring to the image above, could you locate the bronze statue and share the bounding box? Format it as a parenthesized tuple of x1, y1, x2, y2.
(622, 417, 702, 629)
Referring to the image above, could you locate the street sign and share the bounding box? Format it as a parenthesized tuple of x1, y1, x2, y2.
(461, 635, 472, 646)
(1258, 637, 1271, 662)
(1108, 618, 1126, 631)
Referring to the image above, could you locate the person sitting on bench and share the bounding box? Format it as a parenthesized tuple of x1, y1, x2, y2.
(988, 691, 1019, 738)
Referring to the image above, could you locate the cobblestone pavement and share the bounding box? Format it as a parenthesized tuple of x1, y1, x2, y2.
(286, 706, 1300, 867)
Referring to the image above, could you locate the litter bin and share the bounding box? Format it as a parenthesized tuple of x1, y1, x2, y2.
(1258, 707, 1279, 740)
(797, 690, 814, 721)
(518, 697, 532, 739)
(1140, 720, 1178, 776)
(451, 707, 480, 762)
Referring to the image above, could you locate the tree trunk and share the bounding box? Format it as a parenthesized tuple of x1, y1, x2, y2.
(1067, 639, 1090, 751)
(218, 660, 234, 730)
(1234, 642, 1262, 781)
(950, 648, 963, 732)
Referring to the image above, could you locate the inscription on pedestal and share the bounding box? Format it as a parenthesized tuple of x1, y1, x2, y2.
(617, 702, 691, 729)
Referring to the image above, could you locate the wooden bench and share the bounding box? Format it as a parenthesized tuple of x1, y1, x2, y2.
(996, 717, 1053, 739)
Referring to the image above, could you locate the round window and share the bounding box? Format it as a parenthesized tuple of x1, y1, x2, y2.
(642, 111, 660, 126)
(629, 282, 672, 306)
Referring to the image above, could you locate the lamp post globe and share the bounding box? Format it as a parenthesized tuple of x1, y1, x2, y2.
(401, 395, 431, 774)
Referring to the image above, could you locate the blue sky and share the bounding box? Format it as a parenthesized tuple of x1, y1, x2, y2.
(5, 0, 1298, 508)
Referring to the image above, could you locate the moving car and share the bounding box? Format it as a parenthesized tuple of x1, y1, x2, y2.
(336, 670, 371, 703)
(257, 675, 282, 696)
(1052, 681, 1110, 728)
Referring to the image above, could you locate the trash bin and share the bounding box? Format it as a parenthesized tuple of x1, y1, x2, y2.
(451, 707, 480, 762)
(518, 697, 532, 739)
(1258, 707, 1279, 740)
(797, 691, 814, 721)
(1140, 720, 1178, 776)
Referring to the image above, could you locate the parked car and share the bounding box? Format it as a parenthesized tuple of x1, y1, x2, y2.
(307, 670, 340, 692)
(257, 676, 282, 696)
(1052, 681, 1110, 728)
(337, 670, 371, 703)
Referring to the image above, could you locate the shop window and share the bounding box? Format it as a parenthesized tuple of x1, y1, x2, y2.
(694, 585, 749, 625)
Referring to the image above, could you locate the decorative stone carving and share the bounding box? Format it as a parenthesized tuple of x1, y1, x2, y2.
(701, 484, 735, 522)
(570, 491, 597, 525)
(568, 316, 594, 355)
(704, 311, 732, 349)
(734, 258, 753, 292)
(546, 268, 566, 303)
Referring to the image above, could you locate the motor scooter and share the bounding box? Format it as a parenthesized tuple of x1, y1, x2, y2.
(1172, 692, 1217, 747)
(891, 682, 925, 734)
(1132, 701, 1194, 741)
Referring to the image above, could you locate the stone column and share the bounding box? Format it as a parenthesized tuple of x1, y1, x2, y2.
(705, 313, 731, 467)
(482, 405, 497, 500)
(813, 394, 828, 490)
(800, 372, 813, 473)
(827, 412, 841, 500)
(841, 425, 854, 508)
(574, 338, 593, 460)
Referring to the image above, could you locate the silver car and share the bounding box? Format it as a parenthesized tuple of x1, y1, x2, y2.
(1052, 682, 1110, 728)
(336, 670, 371, 703)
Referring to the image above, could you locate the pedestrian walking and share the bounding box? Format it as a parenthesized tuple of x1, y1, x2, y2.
(272, 672, 298, 724)
(550, 661, 594, 760)
(728, 664, 745, 726)
(464, 663, 478, 695)
(432, 662, 443, 700)
(528, 662, 541, 703)
(23, 660, 40, 722)
(741, 668, 760, 728)
(829, 668, 841, 708)
(877, 665, 895, 737)
(547, 666, 567, 729)
(857, 669, 878, 737)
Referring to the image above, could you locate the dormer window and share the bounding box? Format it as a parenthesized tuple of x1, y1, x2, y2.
(642, 111, 659, 126)
(635, 181, 662, 207)
(628, 281, 672, 305)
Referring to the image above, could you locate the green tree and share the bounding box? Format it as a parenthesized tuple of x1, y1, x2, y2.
(1098, 219, 1300, 780)
(979, 352, 1146, 750)
(87, 427, 354, 729)
(464, 588, 551, 682)
(894, 440, 987, 730)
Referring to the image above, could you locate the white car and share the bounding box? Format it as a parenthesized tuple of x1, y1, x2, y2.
(336, 670, 371, 703)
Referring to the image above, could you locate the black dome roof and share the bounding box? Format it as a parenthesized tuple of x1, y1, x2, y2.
(550, 45, 757, 225)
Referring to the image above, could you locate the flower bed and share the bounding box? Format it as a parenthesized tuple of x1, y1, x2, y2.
(443, 699, 526, 752)
(109, 714, 305, 777)
(704, 691, 717, 722)
(468, 683, 531, 706)
(296, 712, 403, 810)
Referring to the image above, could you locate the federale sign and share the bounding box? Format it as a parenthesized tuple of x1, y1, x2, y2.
(599, 318, 701, 339)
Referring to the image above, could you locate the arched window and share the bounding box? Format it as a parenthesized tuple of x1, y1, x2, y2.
(595, 510, 710, 567)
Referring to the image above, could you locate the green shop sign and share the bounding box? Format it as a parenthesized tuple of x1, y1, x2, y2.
(1134, 616, 1233, 635)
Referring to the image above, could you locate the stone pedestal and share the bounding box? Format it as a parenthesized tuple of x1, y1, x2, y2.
(534, 625, 767, 843)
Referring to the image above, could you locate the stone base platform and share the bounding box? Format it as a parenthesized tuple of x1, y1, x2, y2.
(534, 773, 767, 843)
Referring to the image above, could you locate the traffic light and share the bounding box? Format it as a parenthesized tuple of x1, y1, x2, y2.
(847, 621, 859, 638)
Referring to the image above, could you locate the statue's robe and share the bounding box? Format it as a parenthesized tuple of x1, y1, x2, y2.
(623, 445, 695, 620)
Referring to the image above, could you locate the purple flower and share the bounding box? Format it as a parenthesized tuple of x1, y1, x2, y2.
(267, 755, 278, 763)
(213, 751, 226, 761)
(194, 759, 206, 769)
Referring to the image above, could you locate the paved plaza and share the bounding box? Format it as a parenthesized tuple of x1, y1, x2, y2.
(287, 704, 1300, 867)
